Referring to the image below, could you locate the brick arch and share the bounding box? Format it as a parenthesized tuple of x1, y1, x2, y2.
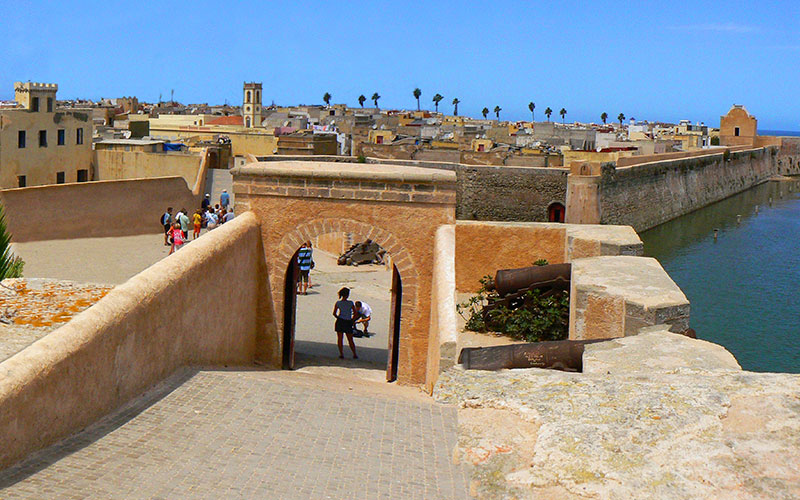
(275, 217, 419, 328)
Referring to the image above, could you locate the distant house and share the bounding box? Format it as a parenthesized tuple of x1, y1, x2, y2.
(719, 105, 757, 147)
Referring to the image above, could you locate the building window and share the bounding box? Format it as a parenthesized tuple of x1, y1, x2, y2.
(56, 171, 65, 184)
(734, 127, 740, 137)
(47, 97, 53, 112)
(17, 175, 26, 188)
(76, 128, 84, 144)
(39, 130, 47, 147)
(58, 129, 65, 145)
(255, 90, 260, 103)
(18, 130, 26, 148)
(245, 105, 250, 113)
(245, 116, 251, 128)
(77, 169, 89, 182)
(32, 97, 39, 112)
(246, 90, 251, 103)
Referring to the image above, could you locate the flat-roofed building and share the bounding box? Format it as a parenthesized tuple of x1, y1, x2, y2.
(0, 82, 93, 188)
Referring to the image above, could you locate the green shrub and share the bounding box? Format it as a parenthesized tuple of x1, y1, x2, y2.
(457, 273, 569, 342)
(0, 203, 24, 280)
(356, 154, 367, 163)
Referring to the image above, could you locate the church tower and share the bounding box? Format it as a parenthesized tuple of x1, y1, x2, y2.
(243, 82, 262, 128)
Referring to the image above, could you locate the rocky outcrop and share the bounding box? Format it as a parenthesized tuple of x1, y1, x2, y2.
(435, 332, 800, 499)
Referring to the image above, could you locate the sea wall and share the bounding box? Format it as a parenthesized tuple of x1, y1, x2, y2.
(599, 146, 800, 232)
(0, 177, 199, 242)
(0, 212, 272, 469)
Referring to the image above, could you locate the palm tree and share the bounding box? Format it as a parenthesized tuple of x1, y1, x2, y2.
(601, 112, 608, 124)
(617, 113, 625, 126)
(545, 107, 553, 122)
(413, 88, 422, 111)
(372, 92, 380, 108)
(452, 98, 460, 116)
(323, 92, 331, 107)
(494, 105, 502, 120)
(0, 204, 23, 280)
(482, 107, 489, 119)
(528, 102, 535, 122)
(432, 93, 444, 112)
(559, 108, 567, 124)
(358, 94, 366, 107)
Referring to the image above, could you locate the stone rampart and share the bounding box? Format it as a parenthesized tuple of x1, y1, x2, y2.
(599, 147, 800, 232)
(94, 149, 207, 194)
(0, 177, 200, 242)
(426, 224, 458, 392)
(0, 212, 272, 469)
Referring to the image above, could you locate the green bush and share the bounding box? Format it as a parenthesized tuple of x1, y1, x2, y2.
(457, 273, 569, 342)
(356, 154, 367, 163)
(0, 203, 24, 280)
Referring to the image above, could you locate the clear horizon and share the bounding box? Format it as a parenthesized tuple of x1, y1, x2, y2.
(2, 0, 799, 130)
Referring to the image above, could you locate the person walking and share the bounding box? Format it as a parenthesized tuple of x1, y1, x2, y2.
(168, 222, 184, 255)
(192, 210, 203, 239)
(223, 208, 235, 223)
(201, 194, 211, 211)
(161, 207, 173, 246)
(354, 301, 372, 337)
(220, 189, 230, 210)
(296, 242, 313, 295)
(206, 208, 218, 230)
(333, 287, 358, 359)
(178, 208, 190, 240)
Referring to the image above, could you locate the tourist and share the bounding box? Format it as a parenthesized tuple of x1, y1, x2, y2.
(201, 193, 211, 211)
(223, 208, 235, 223)
(192, 210, 203, 239)
(220, 189, 230, 210)
(296, 242, 313, 295)
(178, 208, 190, 239)
(333, 287, 358, 359)
(306, 241, 315, 288)
(161, 206, 173, 246)
(168, 222, 184, 254)
(206, 208, 218, 230)
(354, 301, 372, 337)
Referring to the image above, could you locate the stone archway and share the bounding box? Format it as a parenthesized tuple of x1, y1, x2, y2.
(232, 160, 457, 385)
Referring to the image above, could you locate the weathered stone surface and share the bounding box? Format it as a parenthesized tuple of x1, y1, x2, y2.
(435, 363, 800, 499)
(583, 328, 741, 374)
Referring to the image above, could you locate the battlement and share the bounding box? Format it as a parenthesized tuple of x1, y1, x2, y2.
(14, 81, 58, 92)
(243, 82, 262, 89)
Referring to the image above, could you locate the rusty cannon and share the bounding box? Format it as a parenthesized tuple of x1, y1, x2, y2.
(482, 263, 571, 319)
(337, 239, 387, 266)
(458, 339, 609, 372)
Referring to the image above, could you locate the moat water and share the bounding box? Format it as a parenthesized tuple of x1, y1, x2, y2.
(641, 179, 800, 373)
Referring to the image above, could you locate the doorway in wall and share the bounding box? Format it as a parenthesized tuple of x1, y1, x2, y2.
(282, 237, 402, 381)
(548, 202, 565, 223)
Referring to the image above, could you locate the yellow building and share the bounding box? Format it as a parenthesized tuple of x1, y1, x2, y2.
(368, 129, 396, 144)
(470, 138, 494, 152)
(720, 105, 757, 146)
(0, 82, 93, 188)
(562, 147, 637, 165)
(148, 122, 278, 157)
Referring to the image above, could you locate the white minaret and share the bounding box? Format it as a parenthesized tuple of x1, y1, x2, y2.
(243, 82, 262, 128)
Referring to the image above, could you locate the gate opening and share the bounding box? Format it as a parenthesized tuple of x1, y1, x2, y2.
(282, 238, 402, 382)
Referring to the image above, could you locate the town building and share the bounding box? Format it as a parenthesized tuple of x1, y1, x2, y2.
(0, 82, 93, 188)
(243, 82, 262, 128)
(719, 105, 757, 146)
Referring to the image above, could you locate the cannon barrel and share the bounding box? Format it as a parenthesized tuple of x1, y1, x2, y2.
(458, 338, 609, 372)
(488, 263, 572, 297)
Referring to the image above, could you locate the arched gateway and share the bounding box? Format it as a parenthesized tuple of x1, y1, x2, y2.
(232, 161, 456, 385)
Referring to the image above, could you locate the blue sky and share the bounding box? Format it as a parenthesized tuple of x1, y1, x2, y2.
(2, 0, 799, 130)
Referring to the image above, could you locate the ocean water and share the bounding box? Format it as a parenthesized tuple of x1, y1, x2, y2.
(641, 180, 800, 373)
(761, 129, 800, 137)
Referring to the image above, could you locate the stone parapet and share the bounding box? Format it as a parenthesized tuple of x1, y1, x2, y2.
(569, 256, 689, 340)
(233, 161, 456, 205)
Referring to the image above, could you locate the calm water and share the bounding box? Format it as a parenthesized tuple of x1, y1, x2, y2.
(641, 180, 800, 373)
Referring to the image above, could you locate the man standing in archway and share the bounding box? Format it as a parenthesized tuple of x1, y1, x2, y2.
(297, 242, 313, 295)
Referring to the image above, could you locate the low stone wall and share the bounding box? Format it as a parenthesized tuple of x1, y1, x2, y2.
(454, 221, 642, 292)
(0, 177, 200, 242)
(426, 224, 458, 393)
(600, 147, 800, 232)
(0, 212, 272, 469)
(569, 256, 689, 340)
(94, 149, 207, 193)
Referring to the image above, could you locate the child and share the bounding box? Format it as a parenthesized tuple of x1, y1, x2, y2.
(169, 222, 185, 254)
(192, 210, 202, 239)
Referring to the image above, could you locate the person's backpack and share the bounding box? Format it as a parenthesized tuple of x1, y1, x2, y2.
(160, 213, 168, 225)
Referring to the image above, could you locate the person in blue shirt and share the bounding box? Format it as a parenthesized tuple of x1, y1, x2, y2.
(297, 242, 313, 295)
(220, 189, 230, 210)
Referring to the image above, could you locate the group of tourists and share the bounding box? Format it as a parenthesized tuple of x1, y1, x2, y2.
(161, 190, 234, 254)
(332, 287, 372, 359)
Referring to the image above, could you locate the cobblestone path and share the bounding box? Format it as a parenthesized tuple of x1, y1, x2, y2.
(0, 369, 469, 499)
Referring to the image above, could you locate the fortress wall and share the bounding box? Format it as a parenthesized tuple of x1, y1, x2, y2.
(94, 150, 205, 190)
(0, 212, 272, 470)
(599, 147, 800, 232)
(426, 224, 458, 392)
(0, 177, 199, 242)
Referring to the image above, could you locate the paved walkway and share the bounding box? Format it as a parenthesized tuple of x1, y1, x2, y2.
(0, 370, 469, 499)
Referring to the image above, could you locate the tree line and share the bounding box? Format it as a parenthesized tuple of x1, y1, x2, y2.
(322, 90, 629, 125)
